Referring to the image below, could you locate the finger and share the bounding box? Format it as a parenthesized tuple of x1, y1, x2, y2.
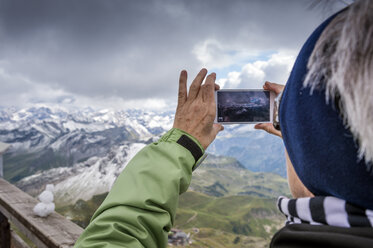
(212, 123, 224, 136)
(177, 70, 188, 107)
(254, 123, 282, 138)
(263, 81, 284, 94)
(254, 123, 272, 132)
(215, 83, 220, 91)
(254, 123, 267, 132)
(188, 68, 207, 100)
(264, 81, 285, 95)
(202, 73, 216, 103)
(254, 123, 263, 129)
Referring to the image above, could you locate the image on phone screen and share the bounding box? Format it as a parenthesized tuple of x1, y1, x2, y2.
(216, 90, 272, 123)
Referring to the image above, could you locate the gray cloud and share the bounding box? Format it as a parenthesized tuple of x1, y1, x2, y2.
(0, 0, 347, 109)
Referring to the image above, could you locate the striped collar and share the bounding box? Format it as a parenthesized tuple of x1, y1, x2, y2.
(277, 196, 373, 228)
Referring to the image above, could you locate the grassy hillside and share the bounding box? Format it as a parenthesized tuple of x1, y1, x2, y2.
(180, 227, 268, 248)
(57, 190, 283, 247)
(57, 192, 108, 228)
(175, 191, 283, 238)
(56, 154, 289, 247)
(189, 154, 289, 198)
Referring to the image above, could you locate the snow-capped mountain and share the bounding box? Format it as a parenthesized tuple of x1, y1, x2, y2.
(17, 142, 146, 205)
(0, 106, 173, 183)
(0, 106, 173, 153)
(0, 106, 286, 205)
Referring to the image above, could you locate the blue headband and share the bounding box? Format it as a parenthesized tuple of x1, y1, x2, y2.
(279, 9, 373, 210)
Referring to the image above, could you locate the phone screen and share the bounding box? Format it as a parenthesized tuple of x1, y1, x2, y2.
(216, 90, 271, 123)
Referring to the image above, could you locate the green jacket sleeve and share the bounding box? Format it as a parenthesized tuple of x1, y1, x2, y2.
(74, 128, 205, 248)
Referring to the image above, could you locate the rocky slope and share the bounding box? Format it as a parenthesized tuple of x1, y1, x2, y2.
(0, 106, 172, 182)
(0, 106, 287, 204)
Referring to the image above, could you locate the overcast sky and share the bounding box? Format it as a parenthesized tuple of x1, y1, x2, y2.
(0, 0, 349, 111)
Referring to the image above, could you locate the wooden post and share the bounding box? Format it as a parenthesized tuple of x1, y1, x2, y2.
(11, 231, 30, 248)
(0, 178, 83, 247)
(0, 155, 3, 178)
(0, 210, 11, 248)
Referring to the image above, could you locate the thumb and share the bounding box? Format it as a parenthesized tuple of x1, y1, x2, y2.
(212, 123, 224, 136)
(264, 81, 284, 95)
(254, 123, 282, 138)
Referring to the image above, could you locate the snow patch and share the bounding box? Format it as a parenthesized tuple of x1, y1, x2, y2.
(53, 143, 146, 205)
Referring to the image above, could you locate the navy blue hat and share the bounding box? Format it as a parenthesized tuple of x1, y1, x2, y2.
(279, 10, 373, 210)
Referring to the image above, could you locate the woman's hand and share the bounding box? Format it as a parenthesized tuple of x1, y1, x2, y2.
(173, 69, 224, 149)
(254, 81, 284, 138)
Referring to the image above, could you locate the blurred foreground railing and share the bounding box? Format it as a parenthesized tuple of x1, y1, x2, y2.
(0, 178, 83, 248)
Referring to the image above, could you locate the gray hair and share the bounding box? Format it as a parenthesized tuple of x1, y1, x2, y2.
(304, 0, 373, 167)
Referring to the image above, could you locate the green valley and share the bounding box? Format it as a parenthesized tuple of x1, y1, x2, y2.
(56, 154, 289, 247)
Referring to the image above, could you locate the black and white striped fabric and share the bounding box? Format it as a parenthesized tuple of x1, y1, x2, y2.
(277, 196, 373, 227)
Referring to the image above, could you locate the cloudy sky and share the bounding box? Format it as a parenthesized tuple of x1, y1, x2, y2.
(0, 0, 349, 111)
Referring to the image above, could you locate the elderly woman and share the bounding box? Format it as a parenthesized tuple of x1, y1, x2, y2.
(75, 0, 373, 247)
(255, 1, 373, 246)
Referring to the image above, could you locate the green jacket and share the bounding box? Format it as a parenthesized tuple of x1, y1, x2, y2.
(74, 128, 205, 248)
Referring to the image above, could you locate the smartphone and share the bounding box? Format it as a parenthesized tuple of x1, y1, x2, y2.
(215, 89, 275, 124)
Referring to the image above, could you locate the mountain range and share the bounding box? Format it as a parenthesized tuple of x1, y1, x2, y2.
(0, 106, 287, 204)
(0, 106, 172, 183)
(0, 106, 286, 187)
(0, 106, 289, 247)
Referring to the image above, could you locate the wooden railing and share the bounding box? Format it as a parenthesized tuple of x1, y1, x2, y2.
(0, 178, 83, 248)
